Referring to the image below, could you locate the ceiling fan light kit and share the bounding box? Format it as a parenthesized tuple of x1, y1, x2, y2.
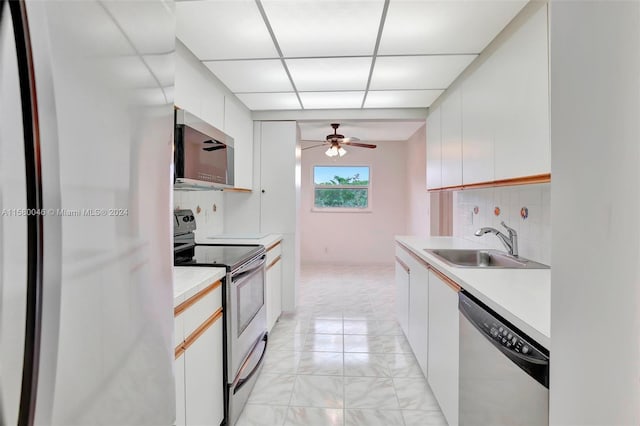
(325, 146, 347, 157)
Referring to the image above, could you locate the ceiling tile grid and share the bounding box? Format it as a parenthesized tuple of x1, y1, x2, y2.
(176, 0, 528, 111)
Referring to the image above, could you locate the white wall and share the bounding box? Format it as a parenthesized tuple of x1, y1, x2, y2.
(300, 140, 407, 265)
(453, 184, 551, 265)
(549, 2, 640, 424)
(405, 124, 429, 237)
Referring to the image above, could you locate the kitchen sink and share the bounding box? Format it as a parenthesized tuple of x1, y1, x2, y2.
(424, 249, 549, 269)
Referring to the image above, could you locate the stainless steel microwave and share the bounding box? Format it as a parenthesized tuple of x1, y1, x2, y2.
(174, 109, 234, 190)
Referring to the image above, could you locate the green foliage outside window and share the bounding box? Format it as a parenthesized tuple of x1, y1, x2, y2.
(313, 166, 370, 209)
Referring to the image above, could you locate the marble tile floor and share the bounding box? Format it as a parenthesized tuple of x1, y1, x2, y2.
(236, 264, 448, 426)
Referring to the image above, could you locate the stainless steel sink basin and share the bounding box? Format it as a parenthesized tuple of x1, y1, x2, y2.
(424, 249, 549, 269)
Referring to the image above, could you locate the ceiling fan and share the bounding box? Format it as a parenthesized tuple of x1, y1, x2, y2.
(301, 123, 377, 157)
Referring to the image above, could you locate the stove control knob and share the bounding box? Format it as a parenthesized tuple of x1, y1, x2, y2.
(522, 345, 530, 355)
(182, 216, 189, 222)
(189, 215, 195, 222)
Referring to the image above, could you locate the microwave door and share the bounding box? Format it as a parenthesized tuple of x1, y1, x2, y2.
(183, 126, 228, 184)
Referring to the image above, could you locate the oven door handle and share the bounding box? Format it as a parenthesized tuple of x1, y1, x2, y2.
(232, 332, 268, 394)
(233, 254, 266, 281)
(173, 242, 194, 253)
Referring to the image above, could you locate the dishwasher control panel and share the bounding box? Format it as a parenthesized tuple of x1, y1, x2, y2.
(460, 292, 549, 364)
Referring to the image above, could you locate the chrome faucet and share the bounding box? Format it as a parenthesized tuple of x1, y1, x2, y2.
(475, 221, 519, 257)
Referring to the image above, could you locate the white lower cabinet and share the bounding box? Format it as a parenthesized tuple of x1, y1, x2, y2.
(395, 243, 464, 426)
(266, 256, 282, 332)
(427, 270, 460, 426)
(394, 256, 410, 337)
(395, 245, 430, 377)
(174, 281, 224, 426)
(174, 355, 186, 426)
(184, 319, 224, 426)
(407, 258, 430, 377)
(265, 241, 283, 332)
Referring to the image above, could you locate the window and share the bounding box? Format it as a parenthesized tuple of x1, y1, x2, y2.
(313, 166, 370, 210)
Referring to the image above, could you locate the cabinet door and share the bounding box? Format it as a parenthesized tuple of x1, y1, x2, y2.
(394, 257, 410, 337)
(492, 5, 549, 180)
(184, 318, 224, 426)
(272, 259, 282, 329)
(408, 261, 429, 377)
(174, 355, 186, 426)
(426, 107, 442, 190)
(427, 271, 459, 426)
(462, 59, 496, 185)
(266, 258, 282, 332)
(259, 121, 297, 234)
(224, 96, 253, 189)
(440, 88, 463, 187)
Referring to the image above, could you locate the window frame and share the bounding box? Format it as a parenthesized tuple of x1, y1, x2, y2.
(311, 164, 373, 213)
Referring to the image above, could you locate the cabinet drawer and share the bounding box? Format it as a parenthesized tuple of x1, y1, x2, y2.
(266, 240, 282, 265)
(175, 281, 222, 340)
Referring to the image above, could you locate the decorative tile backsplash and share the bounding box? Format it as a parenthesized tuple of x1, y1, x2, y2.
(453, 183, 551, 265)
(173, 190, 225, 241)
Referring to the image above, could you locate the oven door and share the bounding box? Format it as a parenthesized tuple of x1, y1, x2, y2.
(228, 254, 267, 377)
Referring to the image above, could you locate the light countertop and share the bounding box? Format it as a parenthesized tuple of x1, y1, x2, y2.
(174, 266, 226, 307)
(396, 236, 550, 349)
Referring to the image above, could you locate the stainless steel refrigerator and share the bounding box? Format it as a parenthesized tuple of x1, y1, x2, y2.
(0, 1, 176, 424)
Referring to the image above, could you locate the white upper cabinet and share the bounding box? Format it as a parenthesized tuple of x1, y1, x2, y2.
(492, 5, 549, 180)
(462, 56, 496, 185)
(425, 3, 550, 189)
(175, 42, 225, 130)
(426, 107, 442, 190)
(224, 96, 253, 189)
(440, 87, 463, 187)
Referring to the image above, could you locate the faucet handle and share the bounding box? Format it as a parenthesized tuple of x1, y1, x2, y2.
(500, 221, 517, 236)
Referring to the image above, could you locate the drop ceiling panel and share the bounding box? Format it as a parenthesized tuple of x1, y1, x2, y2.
(370, 55, 476, 90)
(204, 60, 292, 93)
(262, 0, 385, 57)
(365, 90, 444, 108)
(176, 1, 278, 60)
(300, 91, 365, 109)
(286, 57, 372, 91)
(236, 92, 301, 110)
(379, 1, 527, 55)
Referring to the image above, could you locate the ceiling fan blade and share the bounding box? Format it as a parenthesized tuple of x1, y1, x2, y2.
(202, 145, 226, 152)
(343, 142, 377, 149)
(301, 144, 327, 151)
(342, 137, 360, 142)
(300, 139, 327, 143)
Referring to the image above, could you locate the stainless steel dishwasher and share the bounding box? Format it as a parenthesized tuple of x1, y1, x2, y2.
(459, 291, 549, 425)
